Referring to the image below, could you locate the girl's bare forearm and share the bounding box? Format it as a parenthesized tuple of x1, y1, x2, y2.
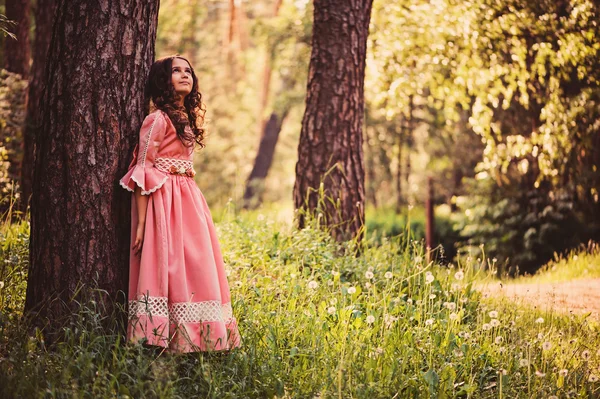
(134, 186, 149, 226)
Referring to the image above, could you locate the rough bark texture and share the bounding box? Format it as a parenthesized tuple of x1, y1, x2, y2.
(20, 0, 57, 214)
(4, 0, 31, 78)
(25, 0, 160, 337)
(293, 0, 373, 243)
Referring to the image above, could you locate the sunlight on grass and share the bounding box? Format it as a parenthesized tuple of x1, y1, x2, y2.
(1, 203, 599, 398)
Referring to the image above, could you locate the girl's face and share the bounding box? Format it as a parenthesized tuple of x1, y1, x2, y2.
(171, 57, 193, 99)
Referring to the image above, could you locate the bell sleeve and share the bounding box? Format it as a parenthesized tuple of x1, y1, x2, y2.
(119, 111, 169, 195)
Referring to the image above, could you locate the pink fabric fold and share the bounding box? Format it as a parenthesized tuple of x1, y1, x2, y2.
(119, 164, 169, 195)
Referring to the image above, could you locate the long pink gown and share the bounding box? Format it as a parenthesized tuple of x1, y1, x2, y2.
(120, 109, 242, 353)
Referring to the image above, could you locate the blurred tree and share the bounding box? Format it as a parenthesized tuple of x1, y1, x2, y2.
(25, 0, 160, 340)
(293, 0, 373, 243)
(21, 0, 57, 214)
(3, 0, 30, 78)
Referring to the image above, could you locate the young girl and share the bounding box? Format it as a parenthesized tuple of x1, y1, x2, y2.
(120, 55, 241, 353)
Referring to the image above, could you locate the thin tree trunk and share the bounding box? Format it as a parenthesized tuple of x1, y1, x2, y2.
(395, 123, 403, 213)
(20, 0, 57, 215)
(243, 108, 290, 209)
(25, 0, 160, 341)
(405, 95, 414, 188)
(293, 0, 373, 243)
(4, 0, 31, 78)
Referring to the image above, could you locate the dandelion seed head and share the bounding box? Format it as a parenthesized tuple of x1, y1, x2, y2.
(559, 369, 568, 377)
(347, 286, 357, 294)
(519, 359, 529, 367)
(425, 274, 435, 284)
(495, 336, 504, 344)
(454, 270, 464, 280)
(307, 280, 319, 289)
(425, 318, 434, 326)
(482, 323, 491, 331)
(589, 374, 598, 382)
(535, 370, 546, 378)
(327, 306, 336, 315)
(444, 302, 456, 311)
(490, 319, 500, 327)
(582, 350, 591, 361)
(489, 310, 498, 318)
(365, 271, 374, 279)
(542, 342, 552, 351)
(384, 271, 393, 279)
(429, 294, 437, 300)
(449, 312, 459, 321)
(535, 317, 544, 324)
(366, 315, 375, 324)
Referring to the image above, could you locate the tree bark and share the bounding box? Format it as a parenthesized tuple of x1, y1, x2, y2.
(293, 0, 373, 243)
(395, 123, 403, 213)
(20, 0, 57, 215)
(4, 0, 31, 78)
(25, 0, 160, 339)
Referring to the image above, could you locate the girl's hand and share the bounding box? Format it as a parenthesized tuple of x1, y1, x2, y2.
(133, 223, 146, 255)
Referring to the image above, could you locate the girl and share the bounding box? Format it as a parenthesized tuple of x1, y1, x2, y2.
(120, 55, 242, 353)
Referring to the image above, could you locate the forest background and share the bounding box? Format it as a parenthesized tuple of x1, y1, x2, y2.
(0, 0, 599, 277)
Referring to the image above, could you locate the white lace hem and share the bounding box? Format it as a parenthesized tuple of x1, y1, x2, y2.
(128, 296, 237, 324)
(120, 173, 169, 195)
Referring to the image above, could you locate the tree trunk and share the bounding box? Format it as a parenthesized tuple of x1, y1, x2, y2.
(293, 0, 373, 243)
(405, 95, 414, 189)
(4, 0, 31, 78)
(20, 0, 57, 215)
(395, 123, 403, 213)
(25, 0, 160, 340)
(243, 109, 290, 209)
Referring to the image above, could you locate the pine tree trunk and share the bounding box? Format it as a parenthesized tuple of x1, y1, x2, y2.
(20, 0, 57, 214)
(4, 0, 31, 78)
(24, 0, 160, 339)
(293, 0, 373, 243)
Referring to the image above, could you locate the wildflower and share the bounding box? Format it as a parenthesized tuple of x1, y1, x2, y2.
(482, 323, 491, 331)
(495, 336, 504, 345)
(384, 271, 393, 279)
(582, 350, 591, 361)
(535, 317, 544, 324)
(458, 331, 471, 339)
(535, 370, 546, 378)
(559, 369, 568, 377)
(460, 297, 468, 304)
(407, 298, 413, 305)
(327, 306, 336, 315)
(327, 280, 334, 286)
(589, 374, 599, 382)
(234, 281, 243, 288)
(454, 270, 464, 280)
(308, 280, 319, 289)
(332, 270, 340, 276)
(490, 319, 500, 327)
(365, 282, 372, 289)
(368, 266, 374, 272)
(429, 294, 436, 300)
(519, 359, 529, 367)
(425, 318, 434, 326)
(425, 273, 435, 284)
(489, 310, 498, 318)
(375, 347, 384, 355)
(384, 314, 398, 328)
(365, 271, 374, 280)
(451, 283, 460, 291)
(416, 300, 423, 306)
(444, 302, 456, 311)
(414, 256, 423, 263)
(330, 297, 338, 305)
(498, 369, 507, 375)
(453, 349, 464, 358)
(542, 342, 552, 351)
(347, 286, 356, 294)
(366, 315, 375, 324)
(449, 313, 459, 321)
(537, 333, 544, 340)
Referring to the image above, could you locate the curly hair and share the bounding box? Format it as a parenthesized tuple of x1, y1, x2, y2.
(145, 55, 206, 149)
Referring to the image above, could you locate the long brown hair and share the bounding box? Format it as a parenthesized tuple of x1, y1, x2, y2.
(146, 55, 206, 148)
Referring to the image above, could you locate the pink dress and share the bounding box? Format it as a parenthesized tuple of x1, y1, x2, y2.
(120, 109, 242, 353)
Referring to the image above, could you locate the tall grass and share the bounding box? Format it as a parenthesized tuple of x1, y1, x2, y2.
(0, 203, 599, 398)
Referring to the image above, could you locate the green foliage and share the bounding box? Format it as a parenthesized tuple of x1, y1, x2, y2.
(453, 174, 586, 275)
(1, 210, 599, 397)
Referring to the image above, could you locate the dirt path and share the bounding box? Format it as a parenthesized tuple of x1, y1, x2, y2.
(478, 278, 600, 320)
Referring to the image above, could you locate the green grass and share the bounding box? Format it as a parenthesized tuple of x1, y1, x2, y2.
(1, 205, 599, 398)
(509, 243, 600, 284)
